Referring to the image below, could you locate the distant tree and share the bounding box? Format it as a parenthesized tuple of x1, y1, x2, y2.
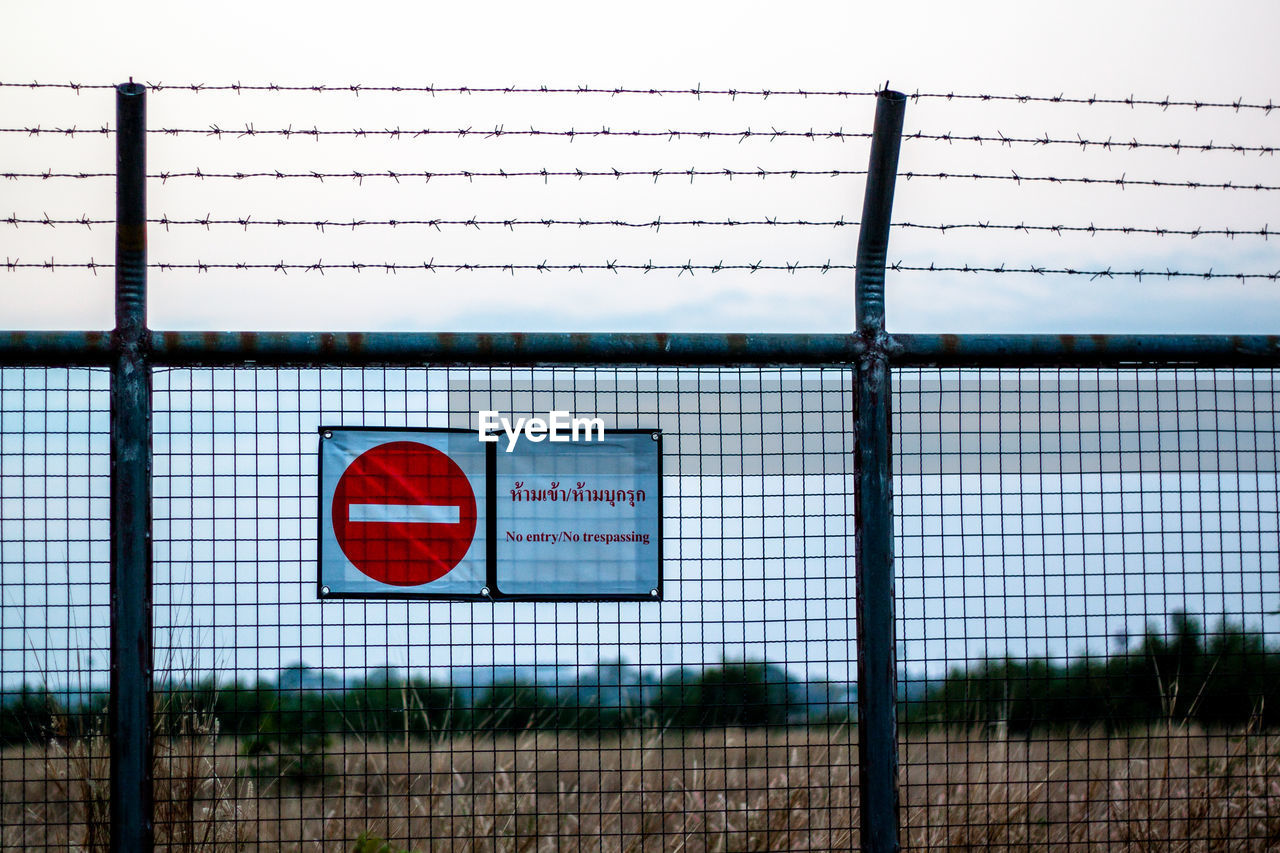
(238, 684, 331, 788)
(560, 659, 652, 731)
(654, 661, 798, 728)
(336, 673, 460, 738)
(911, 611, 1280, 732)
(0, 686, 62, 745)
(472, 680, 561, 732)
(1195, 620, 1280, 726)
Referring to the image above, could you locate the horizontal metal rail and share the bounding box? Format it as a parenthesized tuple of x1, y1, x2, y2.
(145, 331, 865, 366)
(3, 329, 1280, 368)
(891, 333, 1280, 367)
(0, 331, 115, 365)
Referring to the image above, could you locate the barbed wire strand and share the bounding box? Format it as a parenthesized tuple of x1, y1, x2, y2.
(4, 167, 1277, 191)
(3, 167, 866, 182)
(3, 214, 1274, 241)
(7, 125, 873, 142)
(1, 81, 1275, 112)
(5, 258, 1277, 281)
(3, 124, 1274, 156)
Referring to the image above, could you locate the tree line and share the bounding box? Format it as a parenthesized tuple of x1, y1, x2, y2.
(906, 612, 1280, 732)
(4, 612, 1276, 751)
(0, 660, 848, 750)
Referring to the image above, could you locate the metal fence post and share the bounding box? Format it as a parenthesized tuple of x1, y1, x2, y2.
(854, 88, 906, 853)
(109, 80, 153, 853)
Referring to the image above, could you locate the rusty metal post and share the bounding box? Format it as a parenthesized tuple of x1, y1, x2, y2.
(109, 80, 153, 853)
(854, 88, 906, 853)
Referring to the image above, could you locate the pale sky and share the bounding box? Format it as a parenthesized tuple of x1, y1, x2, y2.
(2, 2, 1279, 689)
(2, 0, 1277, 334)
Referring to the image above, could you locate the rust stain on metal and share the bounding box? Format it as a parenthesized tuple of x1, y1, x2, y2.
(160, 331, 179, 350)
(727, 333, 748, 353)
(941, 334, 960, 353)
(1234, 334, 1279, 353)
(1059, 334, 1077, 351)
(1090, 334, 1109, 349)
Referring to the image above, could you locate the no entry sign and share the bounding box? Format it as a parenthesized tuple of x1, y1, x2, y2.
(319, 425, 661, 600)
(320, 429, 488, 597)
(331, 441, 477, 585)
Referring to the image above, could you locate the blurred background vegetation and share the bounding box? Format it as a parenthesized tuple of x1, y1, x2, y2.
(4, 612, 1276, 751)
(905, 611, 1280, 732)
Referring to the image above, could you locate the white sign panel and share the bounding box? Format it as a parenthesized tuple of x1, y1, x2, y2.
(318, 426, 661, 599)
(496, 430, 661, 597)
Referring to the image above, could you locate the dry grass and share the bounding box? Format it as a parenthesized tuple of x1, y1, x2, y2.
(3, 726, 1280, 851)
(1, 702, 248, 853)
(902, 725, 1280, 851)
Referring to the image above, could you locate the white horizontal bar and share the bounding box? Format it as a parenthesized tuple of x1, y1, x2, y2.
(347, 503, 462, 524)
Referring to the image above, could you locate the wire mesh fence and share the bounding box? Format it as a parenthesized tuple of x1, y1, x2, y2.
(0, 367, 111, 850)
(7, 365, 1280, 849)
(895, 367, 1280, 848)
(144, 365, 858, 851)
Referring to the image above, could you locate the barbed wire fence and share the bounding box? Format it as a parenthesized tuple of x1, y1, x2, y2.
(2, 81, 1276, 324)
(1, 80, 1278, 853)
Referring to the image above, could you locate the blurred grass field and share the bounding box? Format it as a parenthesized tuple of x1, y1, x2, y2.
(4, 725, 1280, 851)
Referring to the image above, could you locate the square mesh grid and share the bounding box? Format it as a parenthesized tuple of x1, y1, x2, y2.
(0, 367, 110, 850)
(147, 365, 858, 851)
(895, 367, 1280, 849)
(9, 362, 1278, 849)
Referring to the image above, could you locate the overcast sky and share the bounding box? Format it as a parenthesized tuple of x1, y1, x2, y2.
(2, 0, 1277, 335)
(2, 3, 1279, 688)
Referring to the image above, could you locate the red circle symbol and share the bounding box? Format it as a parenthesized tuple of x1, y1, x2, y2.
(331, 441, 478, 586)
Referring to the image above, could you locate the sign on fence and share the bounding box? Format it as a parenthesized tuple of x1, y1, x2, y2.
(319, 428, 488, 597)
(318, 426, 662, 599)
